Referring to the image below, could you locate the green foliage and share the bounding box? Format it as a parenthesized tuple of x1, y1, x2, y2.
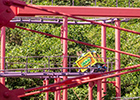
(68, 84, 98, 100)
(3, 0, 140, 99)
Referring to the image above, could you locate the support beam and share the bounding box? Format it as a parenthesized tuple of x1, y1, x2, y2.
(54, 78, 58, 100)
(54, 78, 61, 100)
(88, 82, 94, 100)
(115, 19, 121, 99)
(97, 80, 102, 100)
(1, 27, 5, 85)
(11, 6, 140, 18)
(62, 17, 68, 100)
(43, 79, 49, 100)
(101, 24, 107, 98)
(57, 78, 61, 100)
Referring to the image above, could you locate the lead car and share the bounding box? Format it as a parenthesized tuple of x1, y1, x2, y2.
(74, 50, 107, 73)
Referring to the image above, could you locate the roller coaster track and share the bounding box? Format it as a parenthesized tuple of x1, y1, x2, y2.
(0, 64, 139, 99)
(10, 17, 130, 25)
(20, 64, 140, 98)
(0, 56, 117, 78)
(0, 0, 140, 100)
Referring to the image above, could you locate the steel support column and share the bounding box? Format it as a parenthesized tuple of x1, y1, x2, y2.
(101, 25, 107, 98)
(57, 78, 61, 100)
(43, 79, 49, 100)
(54, 78, 58, 100)
(88, 82, 94, 100)
(97, 80, 102, 100)
(1, 27, 6, 85)
(115, 19, 121, 99)
(62, 17, 68, 100)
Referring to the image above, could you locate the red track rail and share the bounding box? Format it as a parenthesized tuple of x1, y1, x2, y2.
(18, 64, 140, 98)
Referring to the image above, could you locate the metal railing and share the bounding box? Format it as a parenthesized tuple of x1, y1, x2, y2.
(10, 17, 130, 24)
(0, 56, 118, 74)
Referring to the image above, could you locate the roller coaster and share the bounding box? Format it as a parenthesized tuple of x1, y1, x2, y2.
(0, 0, 140, 100)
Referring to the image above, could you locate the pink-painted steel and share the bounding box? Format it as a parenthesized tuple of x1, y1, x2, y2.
(54, 78, 61, 100)
(57, 78, 61, 100)
(81, 68, 140, 84)
(0, 83, 23, 100)
(13, 4, 140, 36)
(1, 27, 6, 85)
(0, 0, 27, 28)
(18, 68, 140, 98)
(12, 6, 140, 17)
(15, 26, 140, 58)
(62, 17, 68, 100)
(54, 78, 58, 100)
(0, 2, 140, 100)
(88, 82, 94, 100)
(43, 79, 49, 100)
(24, 75, 98, 93)
(19, 64, 140, 98)
(101, 24, 107, 98)
(115, 19, 121, 99)
(97, 80, 102, 100)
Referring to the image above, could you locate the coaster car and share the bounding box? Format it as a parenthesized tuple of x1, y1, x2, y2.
(75, 50, 107, 73)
